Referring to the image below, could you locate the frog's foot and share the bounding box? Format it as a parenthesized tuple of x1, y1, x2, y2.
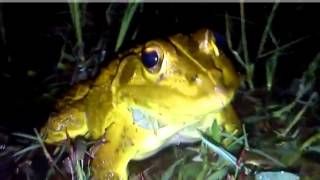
(91, 121, 148, 180)
(42, 106, 88, 144)
(92, 156, 128, 180)
(214, 105, 242, 146)
(216, 105, 242, 135)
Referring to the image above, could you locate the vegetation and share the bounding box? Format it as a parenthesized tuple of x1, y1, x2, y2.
(0, 2, 319, 180)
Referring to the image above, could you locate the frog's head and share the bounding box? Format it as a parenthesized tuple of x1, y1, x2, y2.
(112, 28, 240, 124)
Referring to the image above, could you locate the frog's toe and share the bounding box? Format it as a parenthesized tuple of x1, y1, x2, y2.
(91, 168, 127, 180)
(91, 155, 128, 180)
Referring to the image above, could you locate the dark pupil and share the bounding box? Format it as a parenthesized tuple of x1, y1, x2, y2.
(213, 31, 227, 49)
(141, 50, 159, 68)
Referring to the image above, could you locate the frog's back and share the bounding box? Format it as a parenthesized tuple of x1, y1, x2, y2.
(42, 59, 120, 143)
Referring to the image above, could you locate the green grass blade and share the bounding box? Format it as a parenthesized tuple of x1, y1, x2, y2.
(33, 128, 54, 163)
(240, 2, 250, 66)
(240, 2, 254, 90)
(115, 1, 140, 52)
(301, 132, 320, 151)
(46, 145, 67, 180)
(281, 92, 318, 137)
(249, 148, 286, 168)
(225, 13, 233, 50)
(12, 132, 38, 141)
(266, 51, 279, 91)
(13, 144, 41, 157)
(206, 167, 228, 180)
(199, 131, 238, 167)
(76, 160, 85, 180)
(259, 35, 310, 59)
(302, 52, 320, 85)
(257, 2, 280, 57)
(161, 158, 184, 180)
(68, 2, 83, 47)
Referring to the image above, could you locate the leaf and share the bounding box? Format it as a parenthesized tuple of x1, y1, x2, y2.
(115, 1, 140, 52)
(199, 131, 238, 167)
(211, 120, 222, 143)
(68, 2, 83, 48)
(206, 167, 228, 180)
(12, 132, 38, 141)
(255, 171, 300, 180)
(179, 162, 203, 180)
(161, 158, 184, 180)
(13, 144, 41, 157)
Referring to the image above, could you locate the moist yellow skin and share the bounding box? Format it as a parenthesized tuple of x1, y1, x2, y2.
(41, 29, 241, 180)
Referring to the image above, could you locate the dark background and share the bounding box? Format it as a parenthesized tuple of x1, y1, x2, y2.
(0, 3, 319, 135)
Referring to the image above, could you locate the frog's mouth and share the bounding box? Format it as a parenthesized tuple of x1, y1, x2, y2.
(118, 79, 234, 121)
(128, 92, 228, 130)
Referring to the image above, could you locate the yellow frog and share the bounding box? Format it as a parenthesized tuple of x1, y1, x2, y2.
(41, 28, 241, 180)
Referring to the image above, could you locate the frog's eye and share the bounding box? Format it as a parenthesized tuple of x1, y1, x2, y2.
(213, 31, 228, 50)
(141, 46, 163, 73)
(213, 31, 234, 58)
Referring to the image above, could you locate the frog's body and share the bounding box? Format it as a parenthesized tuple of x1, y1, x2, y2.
(41, 29, 241, 180)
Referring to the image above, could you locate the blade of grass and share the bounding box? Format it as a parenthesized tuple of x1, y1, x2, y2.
(68, 2, 83, 48)
(240, 1, 254, 90)
(161, 158, 184, 180)
(46, 145, 67, 180)
(225, 13, 233, 50)
(258, 35, 310, 59)
(75, 159, 85, 180)
(269, 31, 279, 46)
(33, 128, 65, 178)
(12, 132, 38, 141)
(34, 128, 65, 177)
(242, 124, 250, 150)
(301, 132, 320, 151)
(257, 2, 280, 57)
(249, 148, 286, 168)
(273, 52, 320, 119)
(33, 128, 53, 163)
(307, 146, 320, 153)
(265, 29, 280, 91)
(231, 50, 247, 69)
(196, 164, 209, 180)
(280, 92, 318, 137)
(302, 52, 320, 86)
(266, 51, 279, 91)
(199, 131, 238, 167)
(115, 1, 140, 52)
(210, 120, 222, 143)
(206, 167, 228, 180)
(13, 144, 41, 157)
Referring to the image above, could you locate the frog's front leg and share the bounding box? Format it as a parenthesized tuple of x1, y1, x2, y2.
(210, 105, 242, 146)
(91, 119, 149, 180)
(215, 105, 241, 136)
(42, 105, 89, 143)
(42, 83, 91, 143)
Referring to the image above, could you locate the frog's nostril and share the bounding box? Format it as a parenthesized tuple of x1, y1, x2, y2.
(191, 74, 202, 84)
(50, 111, 58, 116)
(213, 85, 228, 96)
